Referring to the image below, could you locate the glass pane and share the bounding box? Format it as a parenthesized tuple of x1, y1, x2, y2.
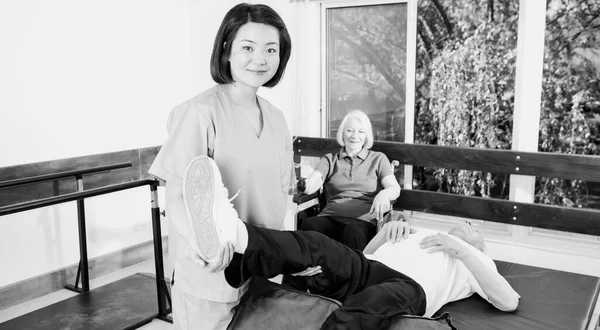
(532, 0, 600, 238)
(325, 2, 408, 183)
(412, 0, 519, 203)
(535, 0, 600, 210)
(326, 3, 408, 143)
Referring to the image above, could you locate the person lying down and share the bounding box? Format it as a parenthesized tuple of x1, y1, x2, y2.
(181, 155, 520, 330)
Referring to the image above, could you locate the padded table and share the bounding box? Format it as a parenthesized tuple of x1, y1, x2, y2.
(229, 261, 600, 330)
(438, 260, 600, 330)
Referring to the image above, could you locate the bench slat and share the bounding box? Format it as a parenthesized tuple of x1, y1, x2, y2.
(294, 137, 600, 182)
(398, 189, 600, 236)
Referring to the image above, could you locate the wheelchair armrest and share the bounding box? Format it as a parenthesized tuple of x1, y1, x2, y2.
(293, 191, 321, 204)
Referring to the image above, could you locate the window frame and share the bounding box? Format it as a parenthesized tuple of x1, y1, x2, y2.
(320, 0, 416, 189)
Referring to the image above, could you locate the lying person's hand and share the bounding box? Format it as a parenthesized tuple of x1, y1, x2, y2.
(370, 191, 392, 221)
(383, 221, 416, 243)
(419, 234, 467, 259)
(291, 265, 322, 277)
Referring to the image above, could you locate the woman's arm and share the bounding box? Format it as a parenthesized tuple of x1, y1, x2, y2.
(380, 175, 401, 200)
(370, 175, 401, 221)
(301, 170, 324, 195)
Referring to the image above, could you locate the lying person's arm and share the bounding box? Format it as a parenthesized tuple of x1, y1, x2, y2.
(421, 234, 520, 312)
(363, 221, 413, 254)
(460, 250, 520, 312)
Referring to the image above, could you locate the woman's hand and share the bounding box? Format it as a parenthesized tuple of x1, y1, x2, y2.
(291, 265, 322, 277)
(186, 242, 235, 273)
(382, 221, 415, 243)
(370, 190, 392, 221)
(420, 234, 468, 259)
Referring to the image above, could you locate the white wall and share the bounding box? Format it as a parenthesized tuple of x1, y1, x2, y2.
(0, 0, 194, 288)
(0, 0, 302, 289)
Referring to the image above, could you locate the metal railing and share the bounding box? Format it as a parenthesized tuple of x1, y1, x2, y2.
(0, 164, 170, 321)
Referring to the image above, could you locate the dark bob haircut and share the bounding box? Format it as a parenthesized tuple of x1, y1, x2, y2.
(210, 3, 292, 88)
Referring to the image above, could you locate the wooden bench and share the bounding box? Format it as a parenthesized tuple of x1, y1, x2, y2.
(231, 136, 600, 330)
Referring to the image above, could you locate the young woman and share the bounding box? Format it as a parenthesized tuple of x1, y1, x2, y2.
(148, 4, 294, 329)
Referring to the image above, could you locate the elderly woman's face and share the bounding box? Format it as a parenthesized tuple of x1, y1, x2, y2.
(343, 118, 367, 150)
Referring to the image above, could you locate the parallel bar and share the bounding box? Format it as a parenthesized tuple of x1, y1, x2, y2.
(0, 179, 155, 217)
(293, 137, 600, 182)
(0, 162, 132, 189)
(150, 183, 170, 319)
(75, 175, 90, 292)
(396, 189, 600, 236)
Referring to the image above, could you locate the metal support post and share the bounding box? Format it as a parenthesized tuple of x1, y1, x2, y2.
(65, 174, 90, 293)
(150, 182, 171, 320)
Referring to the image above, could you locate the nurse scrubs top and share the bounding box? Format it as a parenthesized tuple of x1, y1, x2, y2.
(149, 84, 294, 302)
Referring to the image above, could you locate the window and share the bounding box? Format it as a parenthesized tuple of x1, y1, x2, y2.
(409, 0, 520, 234)
(322, 0, 412, 183)
(530, 0, 600, 242)
(412, 0, 519, 197)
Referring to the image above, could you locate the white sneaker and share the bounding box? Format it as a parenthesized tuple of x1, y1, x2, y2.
(182, 156, 240, 262)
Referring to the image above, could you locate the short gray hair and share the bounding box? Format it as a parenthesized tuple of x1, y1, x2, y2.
(336, 110, 374, 149)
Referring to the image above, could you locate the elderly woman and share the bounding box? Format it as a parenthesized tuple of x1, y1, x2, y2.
(298, 110, 401, 250)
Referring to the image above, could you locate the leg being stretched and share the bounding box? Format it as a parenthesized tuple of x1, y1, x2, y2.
(225, 223, 370, 302)
(284, 215, 342, 291)
(320, 260, 426, 330)
(183, 155, 368, 302)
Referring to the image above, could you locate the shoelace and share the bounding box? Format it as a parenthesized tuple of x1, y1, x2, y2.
(228, 187, 241, 202)
(221, 185, 241, 217)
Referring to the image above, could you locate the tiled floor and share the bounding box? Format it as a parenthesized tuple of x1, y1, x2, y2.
(0, 258, 285, 330)
(0, 258, 174, 329)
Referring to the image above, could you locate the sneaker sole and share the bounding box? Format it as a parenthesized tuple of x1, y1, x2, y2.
(182, 156, 221, 262)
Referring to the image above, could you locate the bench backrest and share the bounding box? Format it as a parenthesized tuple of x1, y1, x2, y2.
(293, 136, 600, 237)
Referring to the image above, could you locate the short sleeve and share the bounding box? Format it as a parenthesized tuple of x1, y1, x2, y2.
(149, 104, 215, 183)
(376, 153, 393, 178)
(314, 154, 333, 181)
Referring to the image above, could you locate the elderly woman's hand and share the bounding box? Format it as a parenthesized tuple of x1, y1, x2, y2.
(370, 190, 392, 221)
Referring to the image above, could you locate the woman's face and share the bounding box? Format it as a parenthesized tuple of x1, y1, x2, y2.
(228, 22, 280, 89)
(343, 118, 367, 151)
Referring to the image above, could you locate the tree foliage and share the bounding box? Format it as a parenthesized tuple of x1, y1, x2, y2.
(415, 0, 600, 208)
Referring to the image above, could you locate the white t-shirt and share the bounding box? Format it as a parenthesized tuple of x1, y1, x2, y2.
(366, 228, 509, 317)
